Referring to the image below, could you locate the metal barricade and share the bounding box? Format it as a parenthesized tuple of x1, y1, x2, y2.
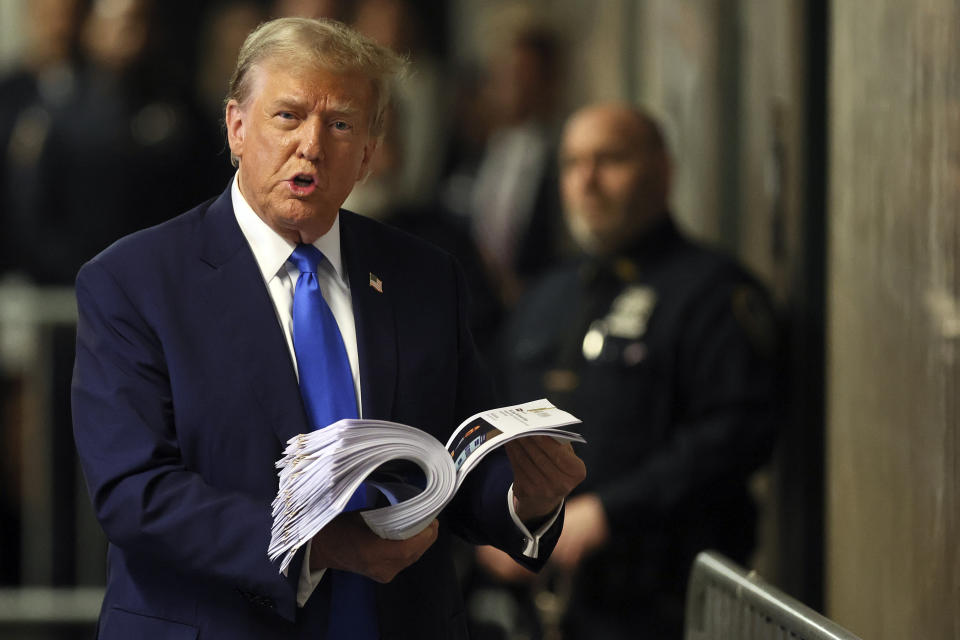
(685, 551, 861, 640)
(0, 280, 104, 635)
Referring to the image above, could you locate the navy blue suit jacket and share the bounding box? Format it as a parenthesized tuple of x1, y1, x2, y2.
(72, 184, 560, 639)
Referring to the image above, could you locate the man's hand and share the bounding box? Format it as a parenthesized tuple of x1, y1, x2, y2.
(309, 513, 439, 583)
(548, 493, 609, 570)
(505, 436, 586, 525)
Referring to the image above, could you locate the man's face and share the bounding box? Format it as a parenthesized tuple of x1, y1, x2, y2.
(226, 61, 378, 243)
(560, 107, 668, 255)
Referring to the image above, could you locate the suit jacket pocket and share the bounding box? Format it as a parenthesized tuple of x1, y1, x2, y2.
(100, 607, 199, 640)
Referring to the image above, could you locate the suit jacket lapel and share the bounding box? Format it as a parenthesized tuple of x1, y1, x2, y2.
(197, 184, 310, 446)
(340, 211, 397, 421)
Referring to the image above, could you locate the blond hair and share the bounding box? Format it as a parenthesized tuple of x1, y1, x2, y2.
(225, 17, 406, 156)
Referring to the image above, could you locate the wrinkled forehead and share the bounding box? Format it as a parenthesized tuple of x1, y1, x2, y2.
(245, 58, 376, 109)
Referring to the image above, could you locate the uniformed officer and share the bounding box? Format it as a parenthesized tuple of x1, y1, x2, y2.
(474, 103, 781, 639)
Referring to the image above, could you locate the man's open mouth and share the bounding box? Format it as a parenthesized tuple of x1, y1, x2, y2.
(292, 174, 315, 187)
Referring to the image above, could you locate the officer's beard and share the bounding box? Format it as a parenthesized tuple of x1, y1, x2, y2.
(564, 203, 637, 257)
(565, 200, 668, 257)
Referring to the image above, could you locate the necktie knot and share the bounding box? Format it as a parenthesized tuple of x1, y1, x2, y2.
(288, 244, 325, 275)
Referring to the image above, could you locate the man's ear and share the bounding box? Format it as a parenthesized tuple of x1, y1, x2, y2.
(356, 136, 380, 182)
(225, 100, 246, 160)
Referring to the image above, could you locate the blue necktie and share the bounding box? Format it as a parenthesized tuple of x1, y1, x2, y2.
(288, 244, 378, 639)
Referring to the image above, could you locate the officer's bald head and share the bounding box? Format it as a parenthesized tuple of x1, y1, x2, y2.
(560, 103, 672, 256)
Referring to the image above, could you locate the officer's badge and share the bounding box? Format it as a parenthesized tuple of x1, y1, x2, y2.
(606, 286, 657, 339)
(582, 286, 657, 361)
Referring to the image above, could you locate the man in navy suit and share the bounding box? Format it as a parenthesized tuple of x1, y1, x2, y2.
(71, 18, 585, 639)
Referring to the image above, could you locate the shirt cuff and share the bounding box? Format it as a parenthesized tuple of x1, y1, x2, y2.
(507, 483, 563, 559)
(296, 543, 327, 607)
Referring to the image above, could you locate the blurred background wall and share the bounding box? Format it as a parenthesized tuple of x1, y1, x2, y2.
(0, 2, 27, 72)
(827, 2, 960, 638)
(0, 1, 957, 639)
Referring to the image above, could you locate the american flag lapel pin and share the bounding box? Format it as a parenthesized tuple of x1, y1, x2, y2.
(369, 272, 383, 293)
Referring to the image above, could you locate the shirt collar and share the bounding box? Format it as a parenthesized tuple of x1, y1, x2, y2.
(231, 173, 347, 285)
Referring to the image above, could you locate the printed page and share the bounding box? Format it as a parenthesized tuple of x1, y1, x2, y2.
(445, 400, 584, 486)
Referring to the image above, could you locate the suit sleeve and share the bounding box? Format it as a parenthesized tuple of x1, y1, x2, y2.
(440, 255, 563, 571)
(71, 259, 302, 621)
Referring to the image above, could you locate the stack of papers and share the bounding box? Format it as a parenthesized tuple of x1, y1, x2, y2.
(268, 399, 584, 574)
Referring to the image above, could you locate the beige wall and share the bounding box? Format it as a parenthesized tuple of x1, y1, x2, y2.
(828, 2, 960, 638)
(633, 0, 727, 242)
(0, 0, 26, 72)
(736, 0, 806, 292)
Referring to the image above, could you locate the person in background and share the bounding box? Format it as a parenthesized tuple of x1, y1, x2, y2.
(72, 17, 584, 639)
(196, 1, 268, 125)
(351, 0, 447, 209)
(466, 23, 569, 308)
(0, 0, 90, 586)
(343, 98, 503, 358)
(0, 0, 89, 277)
(474, 103, 781, 639)
(437, 62, 494, 224)
(5, 0, 223, 285)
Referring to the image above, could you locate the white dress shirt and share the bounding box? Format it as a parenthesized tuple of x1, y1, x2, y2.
(231, 175, 558, 608)
(232, 178, 361, 411)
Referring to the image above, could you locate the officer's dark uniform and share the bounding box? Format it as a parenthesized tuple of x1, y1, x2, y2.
(499, 215, 781, 639)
